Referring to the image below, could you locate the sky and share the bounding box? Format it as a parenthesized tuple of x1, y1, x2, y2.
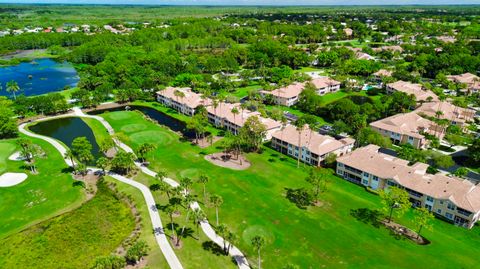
(0, 0, 478, 5)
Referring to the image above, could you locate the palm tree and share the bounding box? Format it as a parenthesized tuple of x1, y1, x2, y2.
(197, 174, 209, 204)
(251, 235, 266, 269)
(216, 224, 228, 254)
(294, 119, 306, 168)
(225, 231, 237, 255)
(64, 149, 76, 171)
(179, 194, 194, 244)
(158, 180, 173, 200)
(180, 177, 193, 194)
(192, 208, 206, 239)
(231, 107, 240, 132)
(165, 205, 177, 244)
(209, 194, 223, 226)
(6, 80, 20, 100)
(173, 89, 186, 113)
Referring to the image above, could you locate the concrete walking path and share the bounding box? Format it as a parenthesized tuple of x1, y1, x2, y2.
(73, 107, 251, 269)
(21, 107, 250, 269)
(19, 115, 184, 269)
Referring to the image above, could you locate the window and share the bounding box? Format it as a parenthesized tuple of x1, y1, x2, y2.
(426, 196, 434, 202)
(437, 209, 442, 214)
(387, 181, 395, 186)
(362, 179, 369, 185)
(446, 212, 453, 220)
(439, 201, 444, 205)
(373, 176, 379, 181)
(363, 172, 369, 177)
(338, 163, 344, 167)
(447, 202, 456, 210)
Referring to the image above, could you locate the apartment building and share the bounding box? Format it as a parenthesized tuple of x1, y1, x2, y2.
(156, 87, 211, 116)
(336, 145, 480, 228)
(369, 112, 443, 149)
(372, 69, 393, 83)
(386, 81, 438, 102)
(447, 73, 480, 93)
(271, 124, 355, 166)
(261, 82, 305, 107)
(206, 102, 281, 140)
(311, 77, 341, 95)
(416, 101, 476, 129)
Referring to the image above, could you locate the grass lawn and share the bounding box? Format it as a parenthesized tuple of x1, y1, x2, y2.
(229, 84, 263, 98)
(110, 173, 238, 269)
(81, 116, 113, 145)
(0, 180, 135, 269)
(0, 137, 85, 239)
(265, 105, 328, 125)
(99, 108, 480, 268)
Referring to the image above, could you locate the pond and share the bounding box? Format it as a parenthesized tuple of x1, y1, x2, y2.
(88, 105, 197, 139)
(29, 117, 101, 160)
(0, 58, 79, 97)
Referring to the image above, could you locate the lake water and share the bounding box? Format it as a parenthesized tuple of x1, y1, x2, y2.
(88, 105, 198, 139)
(29, 117, 101, 160)
(0, 58, 79, 97)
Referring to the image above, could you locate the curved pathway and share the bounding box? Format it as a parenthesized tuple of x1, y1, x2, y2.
(21, 107, 250, 269)
(73, 108, 250, 269)
(19, 117, 184, 269)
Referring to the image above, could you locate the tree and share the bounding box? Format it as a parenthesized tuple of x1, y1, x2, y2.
(71, 137, 94, 173)
(179, 194, 194, 240)
(192, 208, 206, 239)
(323, 153, 337, 168)
(469, 139, 480, 164)
(239, 115, 267, 152)
(165, 205, 177, 244)
(305, 168, 328, 203)
(0, 105, 17, 139)
(64, 149, 76, 171)
(454, 167, 469, 178)
(99, 138, 114, 155)
(125, 240, 149, 264)
(17, 138, 43, 173)
(110, 152, 136, 175)
(433, 154, 454, 169)
(180, 176, 193, 194)
(251, 235, 266, 269)
(6, 80, 20, 100)
(414, 207, 434, 239)
(379, 186, 411, 223)
(355, 127, 392, 148)
(92, 255, 126, 269)
(96, 157, 110, 174)
(197, 174, 209, 204)
(209, 194, 223, 226)
(294, 118, 306, 168)
(136, 142, 156, 163)
(225, 230, 237, 255)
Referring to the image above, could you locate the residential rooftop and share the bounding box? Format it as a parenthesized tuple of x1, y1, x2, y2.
(370, 111, 439, 139)
(387, 80, 438, 102)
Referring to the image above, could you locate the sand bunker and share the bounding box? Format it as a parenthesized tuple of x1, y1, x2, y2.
(204, 152, 251, 170)
(0, 172, 28, 187)
(8, 151, 25, 161)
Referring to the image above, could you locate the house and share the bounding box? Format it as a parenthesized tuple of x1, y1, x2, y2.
(369, 112, 443, 149)
(386, 81, 438, 102)
(336, 145, 480, 228)
(416, 101, 476, 129)
(447, 73, 480, 93)
(206, 102, 281, 140)
(260, 82, 305, 107)
(372, 45, 404, 53)
(435, 35, 456, 43)
(271, 124, 355, 166)
(355, 51, 375, 61)
(156, 87, 211, 116)
(310, 77, 341, 95)
(372, 69, 393, 83)
(343, 28, 353, 37)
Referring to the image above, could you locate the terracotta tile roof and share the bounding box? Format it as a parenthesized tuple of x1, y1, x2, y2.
(337, 145, 480, 213)
(272, 124, 355, 156)
(156, 87, 211, 109)
(387, 81, 438, 102)
(262, 82, 305, 99)
(310, 77, 341, 89)
(447, 73, 480, 90)
(370, 111, 439, 139)
(207, 102, 281, 130)
(415, 101, 475, 124)
(373, 69, 393, 77)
